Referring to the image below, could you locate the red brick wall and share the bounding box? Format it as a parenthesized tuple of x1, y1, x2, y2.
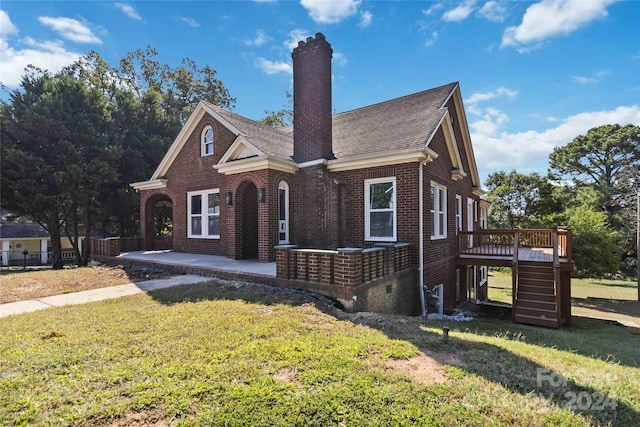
(424, 125, 481, 310)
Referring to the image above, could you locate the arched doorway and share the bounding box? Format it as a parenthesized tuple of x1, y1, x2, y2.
(145, 195, 173, 250)
(240, 182, 258, 259)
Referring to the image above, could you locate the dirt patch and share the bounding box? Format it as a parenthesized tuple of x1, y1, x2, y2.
(385, 352, 449, 385)
(0, 264, 174, 304)
(273, 367, 301, 386)
(106, 410, 168, 427)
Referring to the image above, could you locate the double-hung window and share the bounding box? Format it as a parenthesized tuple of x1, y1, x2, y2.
(365, 177, 396, 241)
(188, 189, 220, 238)
(430, 182, 447, 239)
(202, 126, 214, 156)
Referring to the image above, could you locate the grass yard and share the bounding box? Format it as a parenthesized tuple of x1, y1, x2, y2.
(486, 271, 640, 327)
(0, 265, 172, 304)
(1, 276, 639, 426)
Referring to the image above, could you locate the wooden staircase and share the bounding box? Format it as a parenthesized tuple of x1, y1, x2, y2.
(514, 262, 559, 328)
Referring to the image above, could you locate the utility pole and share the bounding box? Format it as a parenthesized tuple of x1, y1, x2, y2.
(637, 189, 639, 301)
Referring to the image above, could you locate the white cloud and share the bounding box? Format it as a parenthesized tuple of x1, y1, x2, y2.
(0, 10, 18, 36)
(442, 0, 477, 22)
(256, 57, 292, 75)
(245, 30, 270, 46)
(300, 0, 361, 24)
(285, 29, 312, 50)
(570, 70, 610, 84)
(359, 10, 373, 27)
(38, 16, 102, 44)
(478, 1, 507, 22)
(471, 104, 640, 182)
(179, 17, 200, 28)
(501, 0, 618, 49)
(333, 52, 348, 66)
(114, 3, 142, 21)
(423, 3, 444, 16)
(0, 37, 82, 87)
(465, 86, 518, 108)
(425, 31, 439, 47)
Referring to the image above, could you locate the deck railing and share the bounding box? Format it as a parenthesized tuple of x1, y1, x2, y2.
(458, 228, 572, 263)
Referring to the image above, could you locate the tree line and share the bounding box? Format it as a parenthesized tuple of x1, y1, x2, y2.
(485, 124, 639, 278)
(1, 47, 637, 279)
(1, 48, 235, 268)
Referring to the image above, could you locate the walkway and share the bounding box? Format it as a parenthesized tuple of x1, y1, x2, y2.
(0, 275, 211, 318)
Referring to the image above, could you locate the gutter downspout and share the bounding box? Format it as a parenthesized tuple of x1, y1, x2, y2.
(418, 161, 427, 317)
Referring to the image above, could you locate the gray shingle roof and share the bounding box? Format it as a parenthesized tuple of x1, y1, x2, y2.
(203, 102, 294, 159)
(207, 82, 457, 162)
(333, 82, 456, 158)
(0, 223, 49, 239)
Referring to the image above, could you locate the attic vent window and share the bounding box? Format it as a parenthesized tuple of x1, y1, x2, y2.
(202, 126, 214, 156)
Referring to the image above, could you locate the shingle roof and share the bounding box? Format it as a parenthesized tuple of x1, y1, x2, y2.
(332, 82, 457, 158)
(0, 223, 49, 239)
(203, 102, 294, 159)
(207, 82, 457, 163)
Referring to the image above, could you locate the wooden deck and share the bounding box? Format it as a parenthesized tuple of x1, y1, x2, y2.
(459, 246, 569, 263)
(457, 228, 572, 270)
(457, 228, 573, 328)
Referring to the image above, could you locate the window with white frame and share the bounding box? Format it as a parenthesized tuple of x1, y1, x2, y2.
(480, 204, 488, 229)
(365, 177, 396, 241)
(188, 189, 220, 238)
(455, 195, 462, 233)
(202, 126, 214, 156)
(430, 182, 447, 239)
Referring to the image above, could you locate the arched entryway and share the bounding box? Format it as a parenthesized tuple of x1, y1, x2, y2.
(239, 182, 259, 259)
(144, 195, 173, 250)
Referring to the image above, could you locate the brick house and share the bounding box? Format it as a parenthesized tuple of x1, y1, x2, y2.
(131, 33, 487, 314)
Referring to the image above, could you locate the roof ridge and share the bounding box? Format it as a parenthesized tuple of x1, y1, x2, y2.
(333, 81, 458, 117)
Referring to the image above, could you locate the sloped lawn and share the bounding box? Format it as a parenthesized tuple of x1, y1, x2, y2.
(1, 279, 638, 426)
(0, 265, 172, 304)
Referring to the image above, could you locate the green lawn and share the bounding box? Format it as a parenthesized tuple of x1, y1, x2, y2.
(486, 271, 640, 327)
(1, 279, 639, 426)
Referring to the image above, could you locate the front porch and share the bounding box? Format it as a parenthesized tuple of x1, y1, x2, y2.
(457, 228, 573, 328)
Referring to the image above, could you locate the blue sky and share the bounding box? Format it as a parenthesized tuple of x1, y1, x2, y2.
(1, 0, 639, 185)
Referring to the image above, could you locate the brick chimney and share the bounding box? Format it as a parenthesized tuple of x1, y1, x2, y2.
(292, 33, 334, 163)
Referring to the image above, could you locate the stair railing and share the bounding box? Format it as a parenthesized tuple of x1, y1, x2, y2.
(512, 229, 520, 321)
(552, 229, 561, 324)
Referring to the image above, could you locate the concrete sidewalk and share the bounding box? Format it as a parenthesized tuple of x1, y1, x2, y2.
(0, 275, 211, 319)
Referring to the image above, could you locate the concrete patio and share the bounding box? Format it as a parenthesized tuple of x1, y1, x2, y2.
(113, 250, 277, 278)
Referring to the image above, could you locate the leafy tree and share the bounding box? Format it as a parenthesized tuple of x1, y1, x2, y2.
(566, 208, 619, 277)
(67, 48, 236, 236)
(260, 91, 293, 128)
(549, 124, 639, 224)
(485, 171, 562, 228)
(550, 124, 640, 274)
(1, 68, 117, 267)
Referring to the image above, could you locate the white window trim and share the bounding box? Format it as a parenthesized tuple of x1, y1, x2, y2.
(479, 266, 488, 286)
(455, 195, 462, 234)
(201, 125, 214, 157)
(278, 181, 290, 245)
(430, 181, 447, 240)
(364, 177, 397, 242)
(187, 189, 220, 239)
(480, 205, 488, 230)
